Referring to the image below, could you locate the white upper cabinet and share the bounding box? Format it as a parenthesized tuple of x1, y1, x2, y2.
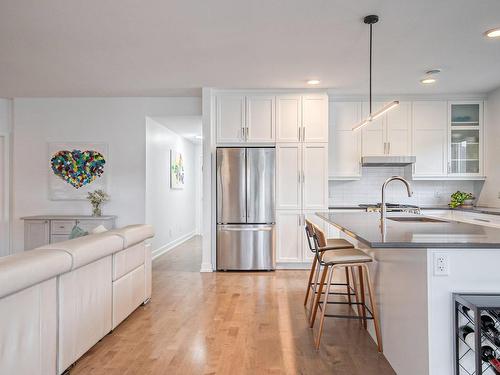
(303, 95, 329, 142)
(448, 101, 484, 177)
(412, 101, 448, 177)
(302, 143, 328, 210)
(276, 143, 328, 211)
(386, 101, 411, 156)
(329, 102, 362, 179)
(216, 93, 275, 144)
(246, 95, 275, 143)
(216, 94, 246, 143)
(276, 94, 328, 143)
(361, 101, 411, 156)
(276, 95, 302, 142)
(361, 102, 385, 156)
(276, 144, 302, 210)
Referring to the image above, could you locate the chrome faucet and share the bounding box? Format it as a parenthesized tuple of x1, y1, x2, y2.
(381, 176, 413, 221)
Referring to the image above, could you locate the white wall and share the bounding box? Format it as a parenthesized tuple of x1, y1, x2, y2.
(12, 97, 201, 252)
(145, 118, 198, 257)
(478, 87, 500, 208)
(329, 166, 482, 207)
(0, 99, 12, 256)
(194, 143, 203, 234)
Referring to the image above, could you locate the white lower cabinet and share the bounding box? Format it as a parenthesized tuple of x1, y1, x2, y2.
(276, 210, 331, 264)
(276, 210, 302, 263)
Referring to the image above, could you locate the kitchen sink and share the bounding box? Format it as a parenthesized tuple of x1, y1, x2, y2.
(387, 216, 448, 223)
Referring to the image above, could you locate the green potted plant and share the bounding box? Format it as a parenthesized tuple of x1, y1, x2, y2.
(449, 191, 474, 209)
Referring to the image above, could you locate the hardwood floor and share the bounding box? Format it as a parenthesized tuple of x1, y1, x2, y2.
(71, 237, 395, 375)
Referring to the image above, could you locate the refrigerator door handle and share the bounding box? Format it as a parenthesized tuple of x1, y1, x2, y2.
(218, 225, 273, 232)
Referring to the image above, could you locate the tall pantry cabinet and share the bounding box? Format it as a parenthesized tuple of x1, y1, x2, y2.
(274, 94, 329, 264)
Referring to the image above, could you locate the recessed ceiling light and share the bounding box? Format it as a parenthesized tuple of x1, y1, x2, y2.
(421, 78, 437, 84)
(485, 27, 500, 38)
(420, 69, 441, 84)
(307, 79, 320, 85)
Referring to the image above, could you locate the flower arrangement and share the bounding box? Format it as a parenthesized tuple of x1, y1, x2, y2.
(87, 189, 109, 216)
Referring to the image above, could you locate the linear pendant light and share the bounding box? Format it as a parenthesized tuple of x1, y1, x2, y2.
(352, 15, 399, 131)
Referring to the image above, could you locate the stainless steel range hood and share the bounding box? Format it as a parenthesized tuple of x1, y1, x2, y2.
(361, 156, 416, 167)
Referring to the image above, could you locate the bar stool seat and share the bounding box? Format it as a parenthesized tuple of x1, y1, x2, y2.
(321, 238, 355, 251)
(321, 248, 372, 264)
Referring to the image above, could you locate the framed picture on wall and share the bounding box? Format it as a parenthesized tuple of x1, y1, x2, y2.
(48, 142, 109, 200)
(170, 149, 185, 189)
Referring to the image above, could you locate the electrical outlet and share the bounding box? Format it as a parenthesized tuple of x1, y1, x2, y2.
(434, 253, 449, 276)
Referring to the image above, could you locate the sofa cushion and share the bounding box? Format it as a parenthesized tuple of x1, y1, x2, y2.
(0, 249, 72, 298)
(40, 232, 123, 270)
(109, 224, 154, 248)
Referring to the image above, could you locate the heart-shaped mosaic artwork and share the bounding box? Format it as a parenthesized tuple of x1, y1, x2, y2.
(50, 149, 106, 189)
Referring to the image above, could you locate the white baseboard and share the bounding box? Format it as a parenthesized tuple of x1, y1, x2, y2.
(276, 262, 312, 270)
(152, 231, 196, 261)
(199, 262, 213, 272)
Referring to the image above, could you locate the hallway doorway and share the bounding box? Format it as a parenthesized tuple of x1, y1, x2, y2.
(145, 116, 203, 265)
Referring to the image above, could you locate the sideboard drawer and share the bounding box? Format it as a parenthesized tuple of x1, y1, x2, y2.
(51, 220, 76, 235)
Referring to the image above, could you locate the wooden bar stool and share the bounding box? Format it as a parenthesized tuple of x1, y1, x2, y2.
(303, 220, 355, 318)
(309, 227, 383, 353)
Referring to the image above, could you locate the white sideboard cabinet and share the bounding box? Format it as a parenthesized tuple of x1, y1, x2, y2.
(21, 215, 116, 250)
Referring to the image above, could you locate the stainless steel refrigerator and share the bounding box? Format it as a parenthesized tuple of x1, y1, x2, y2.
(216, 147, 275, 271)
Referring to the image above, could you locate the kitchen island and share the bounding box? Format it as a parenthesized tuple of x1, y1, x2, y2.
(316, 211, 500, 375)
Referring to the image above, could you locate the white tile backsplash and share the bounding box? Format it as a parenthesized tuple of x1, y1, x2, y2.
(329, 166, 484, 207)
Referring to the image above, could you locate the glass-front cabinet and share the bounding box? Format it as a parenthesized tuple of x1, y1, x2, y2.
(448, 101, 483, 177)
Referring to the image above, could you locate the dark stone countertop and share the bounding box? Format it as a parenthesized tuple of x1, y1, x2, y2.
(316, 211, 500, 248)
(329, 205, 500, 216)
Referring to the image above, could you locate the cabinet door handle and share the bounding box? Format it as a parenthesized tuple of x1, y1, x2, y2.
(383, 142, 387, 154)
(388, 142, 391, 154)
(241, 127, 245, 140)
(246, 127, 249, 140)
(303, 126, 306, 141)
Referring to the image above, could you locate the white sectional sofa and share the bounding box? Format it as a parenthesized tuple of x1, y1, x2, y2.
(0, 224, 154, 375)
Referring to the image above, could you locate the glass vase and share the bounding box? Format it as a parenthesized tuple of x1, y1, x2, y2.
(92, 204, 102, 217)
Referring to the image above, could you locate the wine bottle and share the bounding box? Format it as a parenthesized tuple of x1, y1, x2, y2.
(462, 305, 474, 321)
(481, 346, 500, 372)
(459, 325, 475, 349)
(482, 315, 500, 346)
(489, 310, 500, 321)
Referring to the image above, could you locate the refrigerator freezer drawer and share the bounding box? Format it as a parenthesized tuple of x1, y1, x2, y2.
(217, 225, 275, 271)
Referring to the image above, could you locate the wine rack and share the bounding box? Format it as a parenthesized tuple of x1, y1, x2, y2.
(454, 293, 500, 375)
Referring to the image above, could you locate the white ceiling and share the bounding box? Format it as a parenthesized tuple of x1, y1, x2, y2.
(152, 116, 202, 144)
(1, 0, 499, 97)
